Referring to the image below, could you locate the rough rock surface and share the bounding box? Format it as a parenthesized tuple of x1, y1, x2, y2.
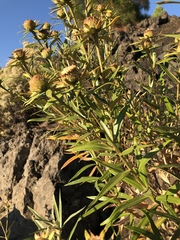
(0, 13, 180, 240)
(114, 13, 180, 90)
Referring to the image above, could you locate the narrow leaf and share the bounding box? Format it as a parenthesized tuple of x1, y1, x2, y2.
(88, 170, 130, 209)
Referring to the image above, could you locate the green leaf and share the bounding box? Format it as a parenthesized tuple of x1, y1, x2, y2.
(164, 96, 174, 114)
(69, 163, 95, 182)
(143, 211, 163, 239)
(113, 104, 129, 141)
(171, 228, 180, 240)
(123, 175, 145, 191)
(53, 191, 62, 229)
(130, 215, 150, 240)
(125, 226, 161, 239)
(65, 176, 99, 186)
(148, 209, 180, 224)
(92, 158, 124, 173)
(121, 146, 134, 156)
(137, 140, 171, 187)
(82, 199, 112, 219)
(156, 195, 180, 205)
(100, 120, 113, 141)
(162, 33, 180, 39)
(67, 140, 110, 152)
(160, 64, 180, 84)
(87, 170, 130, 209)
(63, 206, 85, 226)
(101, 195, 147, 226)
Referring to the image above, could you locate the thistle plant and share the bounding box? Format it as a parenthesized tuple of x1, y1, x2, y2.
(1, 0, 180, 239)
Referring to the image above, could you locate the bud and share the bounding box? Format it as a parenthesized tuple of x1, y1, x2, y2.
(71, 28, 84, 41)
(23, 19, 36, 31)
(42, 22, 51, 30)
(38, 29, 49, 40)
(96, 4, 105, 12)
(57, 9, 66, 19)
(83, 16, 102, 34)
(12, 49, 25, 60)
(41, 48, 52, 58)
(51, 0, 59, 3)
(50, 30, 60, 39)
(51, 0, 69, 5)
(174, 37, 180, 43)
(144, 29, 154, 38)
(29, 74, 46, 93)
(142, 39, 151, 49)
(60, 65, 80, 84)
(106, 10, 112, 18)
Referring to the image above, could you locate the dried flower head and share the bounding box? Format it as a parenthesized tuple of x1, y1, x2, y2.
(144, 29, 154, 38)
(96, 4, 105, 12)
(23, 19, 36, 31)
(29, 74, 46, 93)
(38, 29, 49, 40)
(60, 65, 80, 84)
(142, 39, 151, 49)
(106, 10, 112, 18)
(51, 0, 69, 5)
(174, 37, 180, 43)
(57, 9, 66, 19)
(50, 30, 60, 39)
(12, 49, 25, 60)
(71, 28, 84, 41)
(83, 16, 102, 34)
(41, 48, 52, 58)
(42, 22, 51, 30)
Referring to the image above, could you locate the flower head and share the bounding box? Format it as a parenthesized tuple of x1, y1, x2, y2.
(60, 65, 80, 84)
(142, 39, 151, 49)
(12, 49, 25, 60)
(41, 48, 52, 59)
(83, 16, 102, 34)
(106, 10, 112, 18)
(38, 29, 49, 40)
(42, 22, 51, 30)
(51, 0, 70, 5)
(144, 29, 154, 38)
(50, 30, 60, 39)
(23, 20, 36, 31)
(29, 74, 46, 93)
(57, 9, 66, 19)
(96, 4, 105, 12)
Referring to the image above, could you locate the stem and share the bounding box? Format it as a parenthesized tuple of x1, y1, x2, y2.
(52, 93, 90, 123)
(111, 141, 147, 189)
(21, 60, 33, 77)
(31, 31, 45, 48)
(94, 34, 103, 73)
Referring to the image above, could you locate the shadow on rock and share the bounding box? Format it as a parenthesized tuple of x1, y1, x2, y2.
(0, 206, 37, 240)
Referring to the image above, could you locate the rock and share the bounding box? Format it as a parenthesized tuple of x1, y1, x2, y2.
(113, 13, 180, 91)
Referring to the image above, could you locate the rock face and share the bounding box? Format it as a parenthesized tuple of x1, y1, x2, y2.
(113, 13, 180, 90)
(0, 122, 63, 239)
(0, 122, 105, 239)
(0, 13, 180, 240)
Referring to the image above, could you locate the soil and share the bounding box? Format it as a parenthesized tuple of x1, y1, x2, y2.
(0, 13, 180, 240)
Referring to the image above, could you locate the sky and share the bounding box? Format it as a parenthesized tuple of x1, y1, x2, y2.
(0, 0, 180, 68)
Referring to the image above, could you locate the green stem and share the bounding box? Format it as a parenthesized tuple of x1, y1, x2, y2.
(21, 60, 33, 77)
(94, 34, 103, 73)
(112, 142, 147, 189)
